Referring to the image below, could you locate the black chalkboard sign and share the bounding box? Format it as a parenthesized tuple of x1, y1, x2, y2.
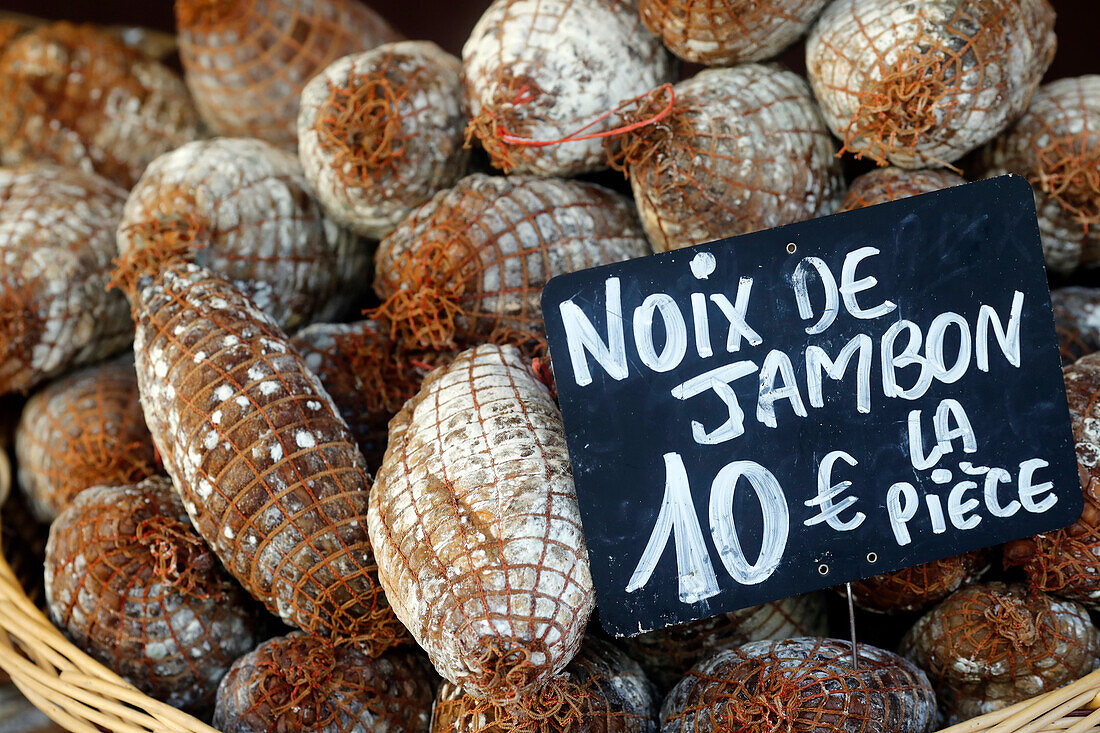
(542, 175, 1083, 638)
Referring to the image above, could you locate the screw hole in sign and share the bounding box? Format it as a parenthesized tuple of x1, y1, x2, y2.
(786, 242, 797, 254)
(866, 552, 878, 563)
(818, 564, 829, 575)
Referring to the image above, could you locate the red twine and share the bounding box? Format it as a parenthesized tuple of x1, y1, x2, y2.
(496, 83, 675, 148)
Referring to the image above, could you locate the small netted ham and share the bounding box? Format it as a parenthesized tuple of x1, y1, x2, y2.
(840, 167, 967, 211)
(976, 76, 1100, 275)
(128, 262, 405, 648)
(118, 138, 367, 332)
(901, 584, 1100, 723)
(847, 552, 988, 614)
(613, 65, 843, 253)
(44, 476, 258, 715)
(1051, 287, 1100, 364)
(0, 163, 131, 395)
(1004, 354, 1100, 604)
(368, 345, 594, 701)
(0, 22, 200, 187)
(15, 357, 157, 523)
(176, 0, 400, 150)
(637, 0, 830, 65)
(620, 593, 828, 693)
(214, 634, 435, 733)
(806, 0, 1056, 169)
(298, 41, 468, 240)
(661, 638, 936, 733)
(373, 173, 649, 353)
(432, 638, 655, 733)
(463, 0, 672, 176)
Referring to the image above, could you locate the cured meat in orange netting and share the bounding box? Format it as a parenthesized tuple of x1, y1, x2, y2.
(125, 261, 405, 649)
(845, 552, 989, 614)
(15, 356, 157, 523)
(806, 0, 1056, 169)
(660, 638, 936, 733)
(368, 344, 594, 703)
(0, 163, 132, 395)
(0, 22, 200, 187)
(44, 476, 259, 716)
(976, 76, 1100, 276)
(839, 167, 966, 212)
(1050, 287, 1100, 365)
(214, 634, 436, 733)
(372, 173, 649, 355)
(118, 137, 368, 332)
(176, 0, 400, 150)
(298, 41, 468, 240)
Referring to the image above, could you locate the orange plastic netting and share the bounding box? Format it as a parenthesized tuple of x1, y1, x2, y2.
(0, 22, 200, 187)
(662, 637, 936, 733)
(127, 261, 406, 650)
(807, 0, 1056, 169)
(637, 0, 830, 65)
(214, 634, 437, 733)
(846, 552, 989, 614)
(462, 0, 672, 176)
(14, 356, 157, 523)
(619, 594, 828, 694)
(117, 137, 370, 332)
(176, 0, 400, 151)
(611, 64, 843, 253)
(298, 41, 468, 241)
(431, 637, 654, 733)
(840, 167, 967, 212)
(901, 583, 1100, 725)
(0, 163, 132, 396)
(371, 174, 649, 355)
(368, 345, 594, 703)
(44, 476, 259, 716)
(1004, 355, 1100, 605)
(976, 76, 1100, 276)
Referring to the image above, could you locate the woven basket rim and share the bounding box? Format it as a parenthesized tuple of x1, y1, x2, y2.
(0, 439, 1098, 732)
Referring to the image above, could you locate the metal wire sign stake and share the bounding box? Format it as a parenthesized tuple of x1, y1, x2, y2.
(846, 582, 860, 669)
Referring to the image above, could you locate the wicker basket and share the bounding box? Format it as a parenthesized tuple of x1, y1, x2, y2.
(0, 441, 1098, 733)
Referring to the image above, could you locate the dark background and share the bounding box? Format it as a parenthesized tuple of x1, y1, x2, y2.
(3, 0, 1095, 81)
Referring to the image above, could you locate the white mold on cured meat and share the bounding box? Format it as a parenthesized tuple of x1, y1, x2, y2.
(368, 344, 594, 702)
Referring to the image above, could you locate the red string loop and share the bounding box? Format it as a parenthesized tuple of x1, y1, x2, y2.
(496, 83, 675, 148)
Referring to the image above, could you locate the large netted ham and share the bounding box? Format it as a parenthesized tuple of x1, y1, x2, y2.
(1004, 354, 1100, 605)
(847, 552, 988, 614)
(176, 0, 400, 151)
(1051, 287, 1100, 365)
(806, 0, 1056, 169)
(117, 137, 367, 332)
(0, 163, 132, 395)
(620, 593, 828, 693)
(368, 344, 594, 702)
(661, 638, 936, 733)
(298, 41, 468, 240)
(840, 167, 967, 212)
(214, 634, 436, 733)
(637, 0, 830, 65)
(44, 476, 258, 715)
(15, 357, 157, 523)
(0, 22, 200, 187)
(373, 173, 649, 354)
(463, 0, 672, 176)
(126, 261, 405, 648)
(612, 64, 843, 253)
(901, 583, 1100, 723)
(975, 76, 1100, 276)
(432, 637, 655, 733)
